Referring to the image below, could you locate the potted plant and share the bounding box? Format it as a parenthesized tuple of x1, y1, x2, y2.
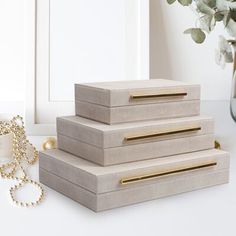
(166, 0, 236, 120)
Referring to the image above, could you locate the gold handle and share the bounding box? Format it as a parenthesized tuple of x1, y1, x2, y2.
(130, 91, 187, 100)
(120, 162, 217, 185)
(124, 126, 201, 142)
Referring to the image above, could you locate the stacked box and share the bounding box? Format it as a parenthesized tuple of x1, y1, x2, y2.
(39, 79, 230, 212)
(56, 115, 215, 166)
(74, 79, 200, 124)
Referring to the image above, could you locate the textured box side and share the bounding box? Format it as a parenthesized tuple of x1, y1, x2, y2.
(39, 167, 229, 212)
(97, 169, 229, 212)
(75, 100, 200, 125)
(57, 117, 104, 148)
(75, 84, 111, 106)
(39, 152, 99, 193)
(97, 151, 230, 193)
(75, 100, 111, 124)
(57, 133, 214, 166)
(57, 134, 105, 166)
(109, 100, 200, 124)
(110, 85, 200, 107)
(75, 80, 200, 107)
(103, 134, 215, 166)
(39, 148, 230, 195)
(103, 116, 214, 148)
(39, 168, 98, 212)
(57, 115, 214, 149)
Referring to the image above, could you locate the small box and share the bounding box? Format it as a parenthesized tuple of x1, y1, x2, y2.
(75, 79, 200, 124)
(39, 149, 230, 212)
(57, 115, 214, 166)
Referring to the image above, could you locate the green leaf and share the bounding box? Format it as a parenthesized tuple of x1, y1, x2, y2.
(203, 0, 216, 8)
(199, 15, 215, 32)
(184, 28, 194, 34)
(178, 0, 192, 6)
(191, 28, 206, 44)
(230, 9, 236, 21)
(196, 1, 215, 15)
(223, 12, 231, 27)
(214, 12, 224, 21)
(184, 28, 206, 44)
(167, 0, 176, 4)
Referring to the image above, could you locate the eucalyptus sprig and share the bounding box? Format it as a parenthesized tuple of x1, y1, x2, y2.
(167, 0, 236, 65)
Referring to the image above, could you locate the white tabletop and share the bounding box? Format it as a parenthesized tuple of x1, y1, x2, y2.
(1, 101, 236, 236)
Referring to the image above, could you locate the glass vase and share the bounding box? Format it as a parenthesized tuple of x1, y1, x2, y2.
(230, 44, 236, 121)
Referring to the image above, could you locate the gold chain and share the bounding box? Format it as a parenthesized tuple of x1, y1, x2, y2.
(0, 115, 44, 207)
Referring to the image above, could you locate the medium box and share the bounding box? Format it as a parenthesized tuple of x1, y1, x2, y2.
(75, 79, 200, 124)
(39, 149, 230, 212)
(57, 115, 215, 166)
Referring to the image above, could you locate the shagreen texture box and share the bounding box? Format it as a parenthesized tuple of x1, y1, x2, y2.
(39, 149, 230, 212)
(57, 115, 215, 166)
(75, 79, 200, 124)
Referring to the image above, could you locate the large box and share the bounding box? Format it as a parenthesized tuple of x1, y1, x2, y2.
(75, 79, 200, 124)
(57, 115, 214, 166)
(39, 149, 230, 212)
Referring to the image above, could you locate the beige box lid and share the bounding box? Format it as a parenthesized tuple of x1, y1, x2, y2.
(75, 79, 200, 107)
(39, 149, 229, 194)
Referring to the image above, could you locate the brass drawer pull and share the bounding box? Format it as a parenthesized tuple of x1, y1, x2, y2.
(124, 126, 201, 142)
(120, 162, 217, 185)
(130, 92, 187, 100)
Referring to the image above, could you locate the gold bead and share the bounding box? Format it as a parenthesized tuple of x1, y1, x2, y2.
(42, 137, 57, 151)
(214, 140, 221, 150)
(0, 115, 44, 207)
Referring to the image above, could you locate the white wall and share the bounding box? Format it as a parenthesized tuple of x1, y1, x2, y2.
(0, 0, 232, 109)
(49, 0, 139, 102)
(0, 0, 25, 102)
(150, 0, 232, 100)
